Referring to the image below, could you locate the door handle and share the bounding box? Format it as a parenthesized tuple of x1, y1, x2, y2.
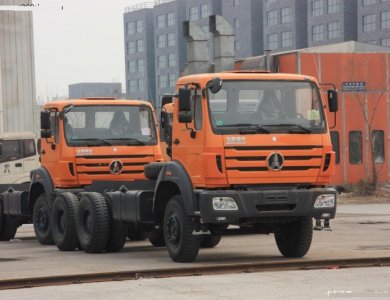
(173, 139, 180, 145)
(15, 163, 22, 168)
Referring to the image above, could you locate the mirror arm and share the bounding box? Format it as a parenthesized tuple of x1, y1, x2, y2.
(329, 112, 337, 129)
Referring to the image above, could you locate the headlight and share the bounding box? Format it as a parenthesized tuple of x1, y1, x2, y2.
(212, 197, 238, 211)
(314, 194, 335, 208)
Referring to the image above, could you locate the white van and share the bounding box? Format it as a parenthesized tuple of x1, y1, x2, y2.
(0, 132, 40, 191)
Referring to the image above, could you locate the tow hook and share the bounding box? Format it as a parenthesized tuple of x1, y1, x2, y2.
(314, 219, 332, 231)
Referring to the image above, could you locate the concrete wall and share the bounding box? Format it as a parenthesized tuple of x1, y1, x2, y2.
(0, 0, 38, 133)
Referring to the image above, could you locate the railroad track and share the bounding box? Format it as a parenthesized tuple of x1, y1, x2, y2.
(1, 257, 390, 290)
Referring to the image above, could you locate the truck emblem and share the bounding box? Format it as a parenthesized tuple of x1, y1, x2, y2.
(267, 152, 284, 171)
(109, 160, 123, 175)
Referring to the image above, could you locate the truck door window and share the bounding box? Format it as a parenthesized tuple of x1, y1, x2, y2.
(192, 91, 203, 130)
(50, 112, 60, 144)
(0, 140, 21, 163)
(22, 139, 36, 158)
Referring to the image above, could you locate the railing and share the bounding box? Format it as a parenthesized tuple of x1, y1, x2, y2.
(124, 2, 154, 13)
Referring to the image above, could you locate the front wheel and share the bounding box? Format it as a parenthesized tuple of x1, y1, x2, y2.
(274, 217, 313, 258)
(33, 194, 53, 245)
(163, 195, 200, 262)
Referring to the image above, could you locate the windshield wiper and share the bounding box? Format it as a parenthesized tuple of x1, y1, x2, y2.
(262, 124, 312, 133)
(217, 123, 270, 133)
(109, 138, 145, 145)
(81, 138, 112, 146)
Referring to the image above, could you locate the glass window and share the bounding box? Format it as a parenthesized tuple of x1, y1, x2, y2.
(267, 10, 278, 26)
(381, 38, 390, 46)
(363, 0, 376, 5)
(328, 21, 340, 39)
(330, 131, 340, 164)
(363, 14, 376, 32)
(193, 90, 203, 130)
(372, 130, 384, 163)
(127, 22, 134, 35)
(201, 3, 209, 19)
(129, 79, 137, 92)
(281, 7, 292, 24)
(312, 24, 325, 42)
(158, 55, 167, 69)
(136, 40, 144, 52)
(167, 12, 175, 26)
(137, 59, 144, 73)
(349, 131, 363, 164)
(128, 60, 136, 73)
(312, 0, 324, 17)
(127, 41, 135, 54)
(136, 20, 143, 33)
(169, 74, 177, 87)
(328, 0, 339, 13)
(167, 33, 175, 47)
(138, 78, 144, 92)
(158, 75, 167, 88)
(281, 31, 292, 48)
(168, 53, 176, 67)
(267, 33, 278, 50)
(156, 14, 165, 29)
(22, 139, 36, 158)
(157, 35, 166, 48)
(189, 6, 199, 21)
(50, 112, 59, 143)
(381, 11, 390, 29)
(0, 140, 21, 163)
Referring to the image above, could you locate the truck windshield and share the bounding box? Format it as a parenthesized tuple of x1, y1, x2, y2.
(63, 105, 157, 146)
(208, 80, 326, 134)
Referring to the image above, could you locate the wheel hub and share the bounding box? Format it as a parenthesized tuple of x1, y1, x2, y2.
(166, 214, 180, 245)
(37, 207, 49, 231)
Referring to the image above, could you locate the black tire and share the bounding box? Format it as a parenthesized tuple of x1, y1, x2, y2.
(164, 195, 200, 262)
(77, 192, 109, 253)
(274, 217, 313, 258)
(33, 194, 53, 245)
(148, 228, 165, 247)
(144, 162, 165, 180)
(51, 193, 79, 251)
(200, 235, 222, 248)
(0, 200, 18, 241)
(127, 228, 148, 241)
(104, 194, 128, 253)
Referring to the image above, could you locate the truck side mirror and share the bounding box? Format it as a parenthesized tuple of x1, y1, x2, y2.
(161, 95, 173, 107)
(178, 87, 192, 123)
(328, 90, 338, 112)
(41, 111, 51, 130)
(161, 111, 172, 145)
(41, 129, 52, 139)
(206, 77, 223, 94)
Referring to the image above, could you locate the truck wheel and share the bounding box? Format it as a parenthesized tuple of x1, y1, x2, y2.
(200, 235, 222, 248)
(77, 192, 109, 253)
(274, 217, 313, 258)
(33, 194, 53, 245)
(103, 194, 128, 253)
(127, 228, 147, 241)
(144, 162, 165, 180)
(164, 195, 200, 262)
(0, 201, 18, 241)
(51, 193, 79, 251)
(148, 228, 165, 246)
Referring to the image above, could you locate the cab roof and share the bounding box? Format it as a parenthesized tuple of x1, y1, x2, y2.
(43, 99, 154, 111)
(0, 131, 37, 140)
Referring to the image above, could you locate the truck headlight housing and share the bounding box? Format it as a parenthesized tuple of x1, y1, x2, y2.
(212, 197, 238, 211)
(314, 194, 335, 208)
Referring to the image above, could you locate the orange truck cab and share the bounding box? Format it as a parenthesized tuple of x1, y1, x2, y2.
(147, 71, 339, 262)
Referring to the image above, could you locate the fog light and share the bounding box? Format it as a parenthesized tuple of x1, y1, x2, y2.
(314, 194, 335, 208)
(212, 197, 238, 211)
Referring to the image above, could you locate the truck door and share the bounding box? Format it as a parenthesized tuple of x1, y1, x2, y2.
(21, 138, 40, 182)
(0, 139, 24, 184)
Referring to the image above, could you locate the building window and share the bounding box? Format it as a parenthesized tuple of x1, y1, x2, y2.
(381, 11, 390, 29)
(127, 22, 134, 35)
(267, 10, 278, 26)
(363, 0, 376, 5)
(281, 31, 292, 48)
(128, 60, 136, 73)
(201, 4, 209, 19)
(381, 38, 390, 46)
(129, 79, 137, 93)
(127, 41, 135, 54)
(168, 53, 176, 67)
(169, 74, 177, 87)
(136, 20, 143, 33)
(267, 33, 278, 50)
(328, 21, 340, 39)
(157, 35, 166, 48)
(138, 79, 144, 92)
(330, 131, 340, 164)
(327, 0, 339, 13)
(137, 59, 144, 73)
(136, 39, 144, 52)
(281, 7, 292, 24)
(167, 12, 175, 26)
(158, 75, 167, 88)
(189, 6, 199, 21)
(372, 130, 384, 163)
(312, 24, 325, 41)
(233, 0, 239, 6)
(157, 14, 165, 29)
(167, 33, 175, 47)
(234, 41, 240, 51)
(158, 55, 166, 69)
(363, 14, 376, 32)
(234, 18, 240, 30)
(312, 0, 324, 17)
(349, 131, 363, 164)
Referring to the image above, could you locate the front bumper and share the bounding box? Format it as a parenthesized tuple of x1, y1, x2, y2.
(196, 188, 337, 224)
